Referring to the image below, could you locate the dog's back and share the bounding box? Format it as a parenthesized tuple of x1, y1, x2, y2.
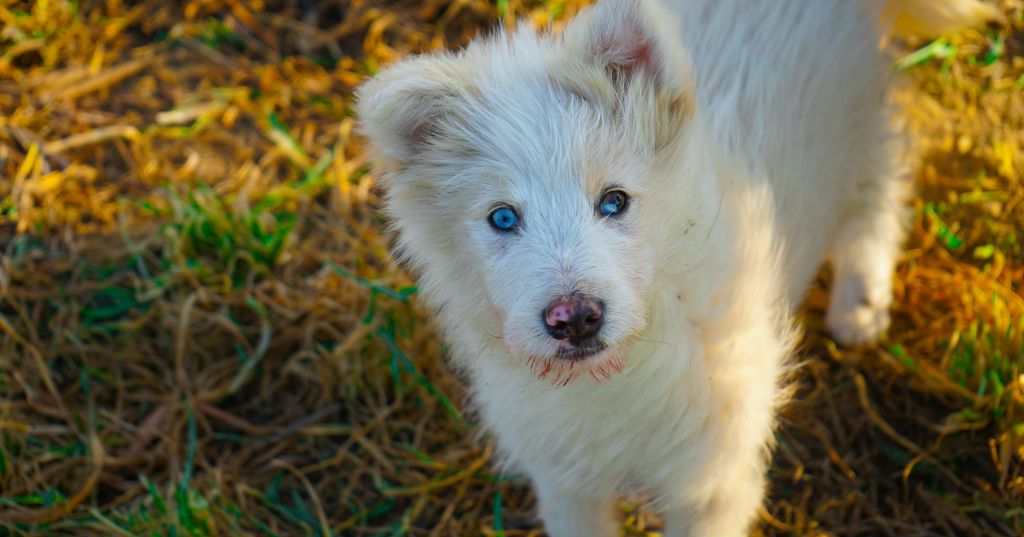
(665, 0, 893, 303)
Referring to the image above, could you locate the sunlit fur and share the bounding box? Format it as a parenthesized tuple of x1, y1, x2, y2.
(883, 0, 1001, 39)
(357, 0, 985, 534)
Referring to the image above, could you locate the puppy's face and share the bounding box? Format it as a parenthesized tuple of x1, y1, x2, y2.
(358, 0, 693, 381)
(455, 103, 659, 375)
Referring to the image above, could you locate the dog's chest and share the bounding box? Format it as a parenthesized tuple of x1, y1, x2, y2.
(474, 327, 718, 490)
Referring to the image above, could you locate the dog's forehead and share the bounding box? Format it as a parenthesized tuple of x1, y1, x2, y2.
(423, 33, 654, 209)
(457, 76, 637, 196)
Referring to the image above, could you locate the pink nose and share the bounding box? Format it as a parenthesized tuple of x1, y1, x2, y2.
(543, 294, 604, 346)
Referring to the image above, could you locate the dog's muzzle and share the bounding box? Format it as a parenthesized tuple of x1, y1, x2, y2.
(542, 294, 605, 350)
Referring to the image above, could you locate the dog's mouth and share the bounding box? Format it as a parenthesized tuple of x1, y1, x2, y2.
(555, 340, 608, 361)
(528, 341, 623, 386)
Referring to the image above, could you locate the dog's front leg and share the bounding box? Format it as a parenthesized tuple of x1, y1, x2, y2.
(661, 462, 767, 537)
(531, 474, 618, 537)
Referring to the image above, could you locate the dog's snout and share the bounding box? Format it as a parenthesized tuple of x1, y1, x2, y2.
(543, 294, 604, 345)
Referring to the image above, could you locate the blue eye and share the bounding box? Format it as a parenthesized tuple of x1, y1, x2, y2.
(488, 206, 520, 232)
(598, 190, 629, 217)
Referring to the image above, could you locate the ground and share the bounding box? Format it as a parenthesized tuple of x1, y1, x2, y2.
(0, 1, 1022, 535)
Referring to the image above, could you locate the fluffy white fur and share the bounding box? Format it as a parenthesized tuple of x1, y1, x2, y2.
(357, 0, 991, 535)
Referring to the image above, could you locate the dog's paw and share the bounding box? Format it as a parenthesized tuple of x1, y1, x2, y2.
(826, 276, 891, 346)
(826, 299, 890, 346)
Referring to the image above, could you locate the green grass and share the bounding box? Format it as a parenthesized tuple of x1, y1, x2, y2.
(141, 184, 297, 284)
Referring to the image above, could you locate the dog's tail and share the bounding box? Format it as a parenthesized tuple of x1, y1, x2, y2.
(881, 0, 1001, 39)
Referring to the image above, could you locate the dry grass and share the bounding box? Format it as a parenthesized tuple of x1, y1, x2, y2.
(0, 0, 1022, 535)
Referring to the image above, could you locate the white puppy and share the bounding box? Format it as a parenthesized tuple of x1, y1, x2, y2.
(357, 0, 993, 535)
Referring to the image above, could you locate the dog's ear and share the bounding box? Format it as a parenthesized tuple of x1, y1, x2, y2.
(356, 55, 467, 166)
(562, 0, 690, 94)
